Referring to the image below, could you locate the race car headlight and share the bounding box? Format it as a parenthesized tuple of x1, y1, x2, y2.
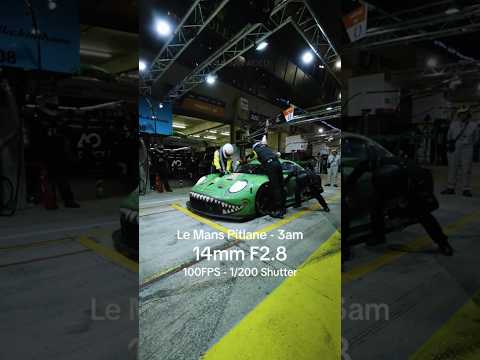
(196, 176, 207, 185)
(229, 180, 248, 193)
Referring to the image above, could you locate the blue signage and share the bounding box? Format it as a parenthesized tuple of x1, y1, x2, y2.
(0, 0, 79, 73)
(139, 97, 173, 135)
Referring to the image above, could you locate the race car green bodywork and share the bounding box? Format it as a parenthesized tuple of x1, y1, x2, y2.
(187, 159, 309, 220)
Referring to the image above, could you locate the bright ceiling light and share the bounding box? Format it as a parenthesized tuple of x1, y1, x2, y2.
(203, 135, 217, 140)
(427, 57, 438, 68)
(159, 103, 164, 109)
(48, 0, 57, 10)
(302, 51, 314, 64)
(326, 107, 333, 110)
(206, 74, 217, 85)
(139, 60, 146, 72)
(318, 128, 324, 133)
(445, 7, 460, 15)
(335, 59, 341, 69)
(208, 130, 217, 133)
(338, 92, 342, 100)
(256, 41, 268, 51)
(173, 123, 186, 129)
(156, 19, 172, 37)
(221, 132, 230, 136)
(318, 64, 325, 69)
(192, 135, 200, 138)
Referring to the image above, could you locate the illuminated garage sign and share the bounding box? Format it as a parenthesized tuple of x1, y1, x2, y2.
(0, 0, 79, 73)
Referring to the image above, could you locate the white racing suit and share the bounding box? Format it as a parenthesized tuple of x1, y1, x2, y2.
(327, 154, 341, 186)
(447, 119, 479, 191)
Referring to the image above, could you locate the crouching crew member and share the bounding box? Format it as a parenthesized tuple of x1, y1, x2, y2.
(252, 141, 286, 219)
(294, 167, 330, 212)
(212, 143, 234, 175)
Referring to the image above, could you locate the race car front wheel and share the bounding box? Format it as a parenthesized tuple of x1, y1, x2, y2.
(255, 185, 271, 216)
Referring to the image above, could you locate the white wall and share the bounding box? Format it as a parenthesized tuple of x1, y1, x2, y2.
(347, 73, 400, 116)
(412, 93, 452, 123)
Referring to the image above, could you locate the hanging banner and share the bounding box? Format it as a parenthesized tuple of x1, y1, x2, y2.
(343, 4, 368, 42)
(283, 105, 295, 122)
(0, 0, 80, 73)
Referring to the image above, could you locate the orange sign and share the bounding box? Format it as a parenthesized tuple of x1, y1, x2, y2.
(343, 4, 368, 42)
(283, 105, 294, 122)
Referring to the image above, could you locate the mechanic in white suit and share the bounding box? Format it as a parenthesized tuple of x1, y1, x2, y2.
(441, 106, 479, 197)
(326, 149, 340, 187)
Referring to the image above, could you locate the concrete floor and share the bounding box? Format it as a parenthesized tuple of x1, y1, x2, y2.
(139, 181, 341, 360)
(342, 164, 480, 359)
(0, 197, 138, 360)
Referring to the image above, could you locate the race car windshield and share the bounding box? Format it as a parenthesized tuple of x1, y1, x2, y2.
(236, 163, 266, 175)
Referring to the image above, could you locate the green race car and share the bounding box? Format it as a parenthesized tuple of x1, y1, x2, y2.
(187, 159, 314, 221)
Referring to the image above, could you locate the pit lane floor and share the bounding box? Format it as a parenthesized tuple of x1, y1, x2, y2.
(342, 165, 480, 360)
(0, 197, 138, 360)
(139, 185, 341, 360)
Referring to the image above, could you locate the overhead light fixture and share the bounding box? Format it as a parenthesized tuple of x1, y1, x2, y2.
(302, 51, 314, 64)
(335, 59, 341, 70)
(173, 123, 186, 129)
(48, 0, 57, 10)
(326, 107, 333, 111)
(208, 130, 217, 133)
(318, 64, 325, 69)
(192, 135, 200, 138)
(206, 74, 217, 85)
(80, 48, 112, 59)
(203, 135, 217, 140)
(445, 7, 460, 15)
(139, 60, 146, 72)
(159, 103, 164, 109)
(256, 41, 268, 51)
(338, 92, 342, 100)
(155, 19, 172, 37)
(427, 57, 438, 68)
(318, 128, 324, 133)
(221, 132, 230, 136)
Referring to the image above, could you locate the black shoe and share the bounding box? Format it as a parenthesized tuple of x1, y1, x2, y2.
(441, 188, 455, 195)
(323, 207, 330, 212)
(438, 241, 454, 256)
(333, 184, 338, 187)
(463, 190, 472, 197)
(64, 201, 80, 208)
(271, 211, 284, 219)
(325, 184, 331, 187)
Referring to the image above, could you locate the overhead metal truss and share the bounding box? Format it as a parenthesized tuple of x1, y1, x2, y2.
(165, 20, 293, 100)
(162, 0, 341, 101)
(354, 1, 480, 49)
(140, 0, 230, 96)
(270, 0, 341, 84)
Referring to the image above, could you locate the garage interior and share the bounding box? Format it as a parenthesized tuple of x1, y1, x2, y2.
(0, 1, 138, 359)
(138, 0, 342, 359)
(341, 1, 480, 359)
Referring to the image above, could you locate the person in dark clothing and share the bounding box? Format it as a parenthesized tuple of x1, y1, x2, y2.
(347, 151, 453, 256)
(293, 168, 330, 212)
(150, 144, 172, 192)
(252, 141, 286, 219)
(41, 116, 79, 208)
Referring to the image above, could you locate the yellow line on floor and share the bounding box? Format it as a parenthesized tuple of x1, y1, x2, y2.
(343, 210, 480, 283)
(409, 289, 480, 360)
(78, 236, 138, 273)
(202, 231, 341, 360)
(0, 237, 74, 251)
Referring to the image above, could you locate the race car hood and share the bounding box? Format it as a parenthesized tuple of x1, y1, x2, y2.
(192, 172, 268, 200)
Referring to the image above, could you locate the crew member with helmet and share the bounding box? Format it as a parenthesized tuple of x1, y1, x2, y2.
(212, 143, 234, 175)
